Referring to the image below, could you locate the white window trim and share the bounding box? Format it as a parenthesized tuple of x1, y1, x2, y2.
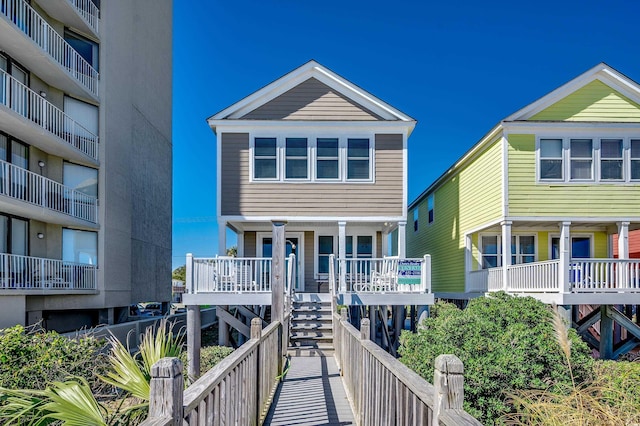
(536, 136, 640, 184)
(249, 132, 375, 183)
(478, 233, 537, 269)
(284, 137, 310, 181)
(548, 233, 594, 259)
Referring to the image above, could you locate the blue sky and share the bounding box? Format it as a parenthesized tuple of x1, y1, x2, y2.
(172, 0, 640, 269)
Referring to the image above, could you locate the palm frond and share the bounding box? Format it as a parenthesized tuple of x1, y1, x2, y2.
(98, 334, 150, 400)
(39, 378, 107, 426)
(138, 318, 185, 378)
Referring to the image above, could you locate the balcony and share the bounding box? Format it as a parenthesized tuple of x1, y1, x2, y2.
(333, 255, 434, 305)
(0, 160, 98, 226)
(468, 259, 640, 304)
(0, 252, 97, 294)
(36, 0, 99, 38)
(0, 0, 99, 100)
(0, 69, 99, 164)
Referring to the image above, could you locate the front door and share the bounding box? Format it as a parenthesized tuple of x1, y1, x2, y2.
(258, 233, 304, 291)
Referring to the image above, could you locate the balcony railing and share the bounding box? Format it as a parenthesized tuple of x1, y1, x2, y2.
(0, 68, 99, 160)
(334, 255, 431, 294)
(0, 0, 99, 96)
(0, 160, 98, 223)
(68, 0, 99, 34)
(0, 252, 97, 290)
(472, 258, 640, 294)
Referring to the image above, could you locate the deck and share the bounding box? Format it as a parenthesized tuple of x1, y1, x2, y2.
(264, 356, 354, 425)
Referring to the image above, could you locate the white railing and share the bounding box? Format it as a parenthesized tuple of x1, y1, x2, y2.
(335, 255, 431, 293)
(507, 259, 560, 292)
(0, 252, 96, 290)
(191, 256, 272, 293)
(0, 68, 99, 160)
(0, 0, 99, 96)
(487, 267, 503, 291)
(571, 259, 640, 292)
(68, 0, 99, 34)
(0, 160, 98, 223)
(467, 269, 488, 292)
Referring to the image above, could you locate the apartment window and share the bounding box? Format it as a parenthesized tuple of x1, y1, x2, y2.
(63, 162, 98, 197)
(347, 138, 370, 180)
(570, 139, 593, 180)
(316, 138, 339, 179)
(481, 236, 500, 269)
(631, 139, 640, 180)
(427, 194, 434, 223)
(318, 236, 333, 274)
(62, 229, 97, 265)
(539, 139, 563, 180)
(0, 134, 29, 198)
(413, 208, 418, 232)
(0, 214, 28, 256)
(64, 30, 99, 71)
(254, 137, 277, 179)
(600, 139, 623, 180)
(64, 96, 98, 135)
(285, 138, 308, 179)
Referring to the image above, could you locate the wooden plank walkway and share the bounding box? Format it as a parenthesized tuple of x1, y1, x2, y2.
(264, 356, 355, 425)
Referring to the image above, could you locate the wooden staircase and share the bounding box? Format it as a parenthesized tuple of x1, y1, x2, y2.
(288, 293, 334, 356)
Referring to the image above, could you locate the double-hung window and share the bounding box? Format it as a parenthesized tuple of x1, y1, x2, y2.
(316, 138, 339, 179)
(570, 139, 593, 180)
(511, 235, 535, 264)
(317, 236, 333, 275)
(285, 138, 308, 179)
(347, 138, 370, 180)
(600, 139, 623, 180)
(631, 139, 640, 180)
(539, 139, 563, 180)
(481, 234, 535, 269)
(254, 137, 277, 179)
(413, 209, 418, 232)
(427, 194, 434, 224)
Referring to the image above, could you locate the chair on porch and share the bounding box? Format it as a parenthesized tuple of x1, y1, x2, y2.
(371, 257, 398, 292)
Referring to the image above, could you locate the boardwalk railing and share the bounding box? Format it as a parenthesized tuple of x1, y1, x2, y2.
(334, 255, 431, 294)
(141, 318, 285, 426)
(0, 252, 96, 290)
(0, 68, 99, 160)
(0, 160, 98, 223)
(333, 310, 481, 425)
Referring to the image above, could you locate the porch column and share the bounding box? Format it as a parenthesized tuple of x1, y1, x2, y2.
(617, 222, 630, 259)
(218, 220, 227, 255)
(236, 232, 244, 257)
(338, 221, 346, 292)
(398, 221, 407, 258)
(501, 221, 512, 291)
(559, 221, 571, 293)
(464, 234, 472, 292)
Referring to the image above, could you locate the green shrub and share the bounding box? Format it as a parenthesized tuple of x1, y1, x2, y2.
(398, 292, 593, 425)
(0, 324, 108, 392)
(201, 346, 234, 373)
(593, 360, 640, 408)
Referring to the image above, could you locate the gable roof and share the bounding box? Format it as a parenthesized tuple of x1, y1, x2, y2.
(409, 63, 640, 210)
(207, 60, 416, 126)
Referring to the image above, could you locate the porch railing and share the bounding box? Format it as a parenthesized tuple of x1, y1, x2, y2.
(0, 160, 98, 223)
(334, 255, 431, 294)
(467, 269, 488, 292)
(189, 255, 295, 294)
(1, 0, 99, 96)
(571, 259, 640, 292)
(507, 259, 560, 292)
(68, 0, 99, 34)
(0, 252, 97, 290)
(0, 68, 99, 160)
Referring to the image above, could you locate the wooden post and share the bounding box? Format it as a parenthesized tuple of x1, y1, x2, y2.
(433, 354, 464, 425)
(360, 318, 370, 341)
(272, 220, 286, 375)
(341, 307, 348, 322)
(251, 317, 262, 422)
(218, 305, 229, 346)
(149, 358, 183, 425)
(251, 317, 262, 339)
(186, 305, 201, 382)
(600, 305, 614, 359)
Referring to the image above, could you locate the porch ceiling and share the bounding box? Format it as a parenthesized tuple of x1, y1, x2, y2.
(481, 220, 640, 233)
(228, 220, 397, 233)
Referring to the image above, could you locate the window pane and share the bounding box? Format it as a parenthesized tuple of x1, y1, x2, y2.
(317, 138, 338, 157)
(11, 140, 28, 169)
(63, 229, 98, 265)
(255, 138, 276, 156)
(318, 256, 329, 274)
(262, 238, 272, 257)
(286, 159, 307, 179)
(254, 159, 276, 179)
(632, 160, 640, 180)
(0, 215, 7, 252)
(631, 140, 640, 158)
(345, 236, 353, 257)
(483, 256, 498, 269)
(601, 139, 622, 158)
(571, 160, 592, 179)
(347, 159, 369, 179)
(357, 236, 372, 257)
(319, 236, 333, 254)
(286, 138, 307, 156)
(64, 31, 99, 70)
(541, 159, 562, 179)
(0, 134, 6, 161)
(64, 163, 98, 197)
(482, 236, 498, 255)
(317, 160, 338, 179)
(64, 96, 98, 135)
(570, 139, 592, 157)
(347, 139, 369, 157)
(11, 218, 27, 256)
(540, 139, 562, 157)
(601, 160, 622, 180)
(520, 236, 535, 254)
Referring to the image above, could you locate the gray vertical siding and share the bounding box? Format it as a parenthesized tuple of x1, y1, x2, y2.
(241, 78, 383, 121)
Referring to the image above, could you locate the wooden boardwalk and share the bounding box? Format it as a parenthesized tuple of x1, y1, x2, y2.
(264, 356, 355, 425)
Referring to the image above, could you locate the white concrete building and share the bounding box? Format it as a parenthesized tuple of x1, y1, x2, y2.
(0, 0, 172, 331)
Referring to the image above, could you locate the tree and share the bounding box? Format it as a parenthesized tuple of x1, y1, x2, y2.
(226, 246, 237, 257)
(172, 265, 186, 281)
